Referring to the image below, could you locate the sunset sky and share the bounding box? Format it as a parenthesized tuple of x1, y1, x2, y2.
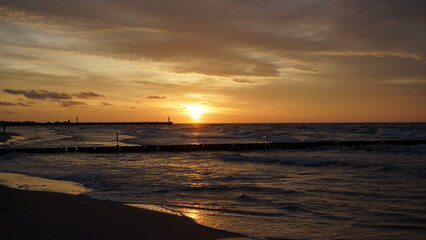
(1, 0, 425, 123)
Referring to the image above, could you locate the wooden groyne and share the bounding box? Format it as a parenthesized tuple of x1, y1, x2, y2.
(0, 121, 173, 126)
(1, 139, 425, 155)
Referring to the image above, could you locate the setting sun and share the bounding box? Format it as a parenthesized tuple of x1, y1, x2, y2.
(186, 105, 207, 120)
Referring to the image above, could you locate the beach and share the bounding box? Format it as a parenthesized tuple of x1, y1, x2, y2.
(0, 184, 243, 240)
(1, 123, 425, 239)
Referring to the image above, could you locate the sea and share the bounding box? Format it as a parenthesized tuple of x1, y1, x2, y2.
(1, 123, 425, 240)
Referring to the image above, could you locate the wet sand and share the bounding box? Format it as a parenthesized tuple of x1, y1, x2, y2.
(0, 185, 244, 240)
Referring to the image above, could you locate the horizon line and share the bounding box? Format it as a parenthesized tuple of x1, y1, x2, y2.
(1, 120, 425, 125)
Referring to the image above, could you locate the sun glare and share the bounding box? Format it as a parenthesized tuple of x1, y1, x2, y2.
(186, 105, 206, 120)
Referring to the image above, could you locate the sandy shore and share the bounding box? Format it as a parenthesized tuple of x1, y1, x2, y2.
(0, 185, 244, 240)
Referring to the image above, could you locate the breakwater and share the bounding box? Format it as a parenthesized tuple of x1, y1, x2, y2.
(1, 139, 425, 155)
(0, 121, 173, 126)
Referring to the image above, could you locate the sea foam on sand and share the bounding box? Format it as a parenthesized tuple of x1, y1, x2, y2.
(0, 171, 90, 195)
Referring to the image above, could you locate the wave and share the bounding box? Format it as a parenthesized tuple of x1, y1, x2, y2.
(213, 174, 279, 182)
(417, 144, 426, 153)
(143, 185, 230, 194)
(354, 223, 426, 231)
(376, 128, 426, 138)
(276, 203, 310, 213)
(236, 194, 259, 202)
(238, 186, 300, 195)
(357, 126, 377, 134)
(311, 189, 391, 198)
(312, 211, 351, 221)
(218, 208, 286, 217)
(219, 153, 344, 167)
(52, 173, 109, 191)
(346, 144, 426, 153)
(145, 184, 299, 196)
(166, 204, 288, 217)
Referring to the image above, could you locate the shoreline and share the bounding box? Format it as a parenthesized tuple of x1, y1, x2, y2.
(0, 185, 245, 240)
(0, 172, 245, 240)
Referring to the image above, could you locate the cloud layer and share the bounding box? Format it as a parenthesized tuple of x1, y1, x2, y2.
(3, 89, 72, 100)
(75, 92, 105, 99)
(3, 89, 104, 108)
(3, 89, 104, 100)
(0, 0, 425, 122)
(2, 0, 425, 79)
(0, 101, 30, 107)
(146, 96, 167, 99)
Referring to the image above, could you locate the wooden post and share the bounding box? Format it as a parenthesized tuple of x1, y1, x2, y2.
(116, 132, 119, 148)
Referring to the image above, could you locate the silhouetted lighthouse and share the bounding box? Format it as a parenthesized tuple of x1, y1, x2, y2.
(168, 116, 171, 123)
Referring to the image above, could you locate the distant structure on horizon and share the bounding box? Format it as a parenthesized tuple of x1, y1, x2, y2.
(0, 119, 173, 126)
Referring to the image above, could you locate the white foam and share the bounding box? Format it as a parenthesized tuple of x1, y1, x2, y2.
(127, 203, 182, 216)
(376, 128, 425, 138)
(357, 127, 376, 133)
(0, 171, 90, 195)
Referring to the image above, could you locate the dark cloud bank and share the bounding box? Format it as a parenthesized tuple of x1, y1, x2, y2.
(0, 101, 30, 107)
(3, 89, 104, 100)
(146, 96, 167, 99)
(60, 101, 88, 107)
(74, 91, 105, 99)
(3, 89, 72, 100)
(3, 89, 104, 108)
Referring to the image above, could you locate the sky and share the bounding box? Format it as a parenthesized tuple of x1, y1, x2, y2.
(0, 0, 425, 123)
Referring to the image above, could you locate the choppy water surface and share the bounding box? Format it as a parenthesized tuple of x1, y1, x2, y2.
(0, 123, 425, 239)
(2, 123, 425, 148)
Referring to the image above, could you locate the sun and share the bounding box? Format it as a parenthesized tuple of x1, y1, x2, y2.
(186, 104, 206, 120)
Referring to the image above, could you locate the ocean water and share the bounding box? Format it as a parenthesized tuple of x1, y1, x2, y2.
(1, 123, 425, 239)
